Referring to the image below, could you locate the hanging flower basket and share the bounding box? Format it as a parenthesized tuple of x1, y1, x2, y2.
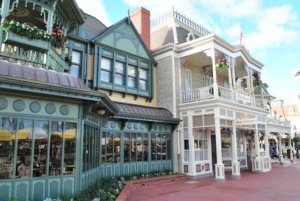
(51, 25, 66, 48)
(216, 58, 229, 74)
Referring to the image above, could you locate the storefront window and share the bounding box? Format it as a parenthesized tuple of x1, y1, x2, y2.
(50, 121, 63, 176)
(151, 133, 170, 161)
(64, 122, 76, 174)
(124, 133, 130, 162)
(0, 117, 17, 179)
(33, 120, 49, 177)
(16, 119, 33, 178)
(193, 129, 208, 161)
(101, 131, 121, 163)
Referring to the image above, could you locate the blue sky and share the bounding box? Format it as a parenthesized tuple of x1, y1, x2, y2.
(76, 0, 300, 104)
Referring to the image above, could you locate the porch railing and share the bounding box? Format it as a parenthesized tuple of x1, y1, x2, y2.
(180, 86, 212, 103)
(0, 44, 69, 73)
(180, 85, 265, 109)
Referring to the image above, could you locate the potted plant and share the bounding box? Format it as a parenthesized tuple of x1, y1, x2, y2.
(51, 24, 66, 48)
(216, 58, 229, 74)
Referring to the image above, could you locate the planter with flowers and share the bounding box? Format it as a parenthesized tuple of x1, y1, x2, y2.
(216, 58, 229, 74)
(2, 19, 52, 51)
(51, 25, 66, 48)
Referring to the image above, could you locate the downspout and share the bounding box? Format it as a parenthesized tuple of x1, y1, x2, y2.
(85, 43, 90, 85)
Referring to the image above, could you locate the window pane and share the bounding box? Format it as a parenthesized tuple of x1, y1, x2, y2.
(64, 122, 76, 174)
(139, 68, 147, 79)
(162, 134, 167, 159)
(0, 118, 17, 179)
(100, 70, 110, 82)
(50, 121, 63, 176)
(151, 134, 157, 160)
(72, 51, 81, 64)
(16, 119, 33, 178)
(101, 132, 107, 163)
(113, 132, 121, 163)
(136, 133, 143, 161)
(131, 133, 136, 162)
(128, 65, 136, 77)
(143, 133, 148, 161)
(139, 80, 146, 90)
(115, 62, 124, 74)
(33, 120, 49, 177)
(101, 58, 111, 70)
(128, 77, 135, 88)
(70, 65, 79, 77)
(124, 133, 130, 162)
(106, 133, 113, 163)
(115, 74, 124, 85)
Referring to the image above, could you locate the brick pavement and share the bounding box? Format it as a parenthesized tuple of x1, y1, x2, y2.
(129, 159, 300, 201)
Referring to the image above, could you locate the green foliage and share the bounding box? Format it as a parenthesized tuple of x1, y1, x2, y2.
(5, 197, 19, 201)
(293, 136, 300, 144)
(2, 19, 52, 41)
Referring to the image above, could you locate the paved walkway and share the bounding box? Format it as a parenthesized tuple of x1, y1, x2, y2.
(130, 159, 300, 201)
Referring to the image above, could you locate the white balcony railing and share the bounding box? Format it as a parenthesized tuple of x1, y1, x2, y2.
(180, 85, 266, 109)
(180, 86, 212, 103)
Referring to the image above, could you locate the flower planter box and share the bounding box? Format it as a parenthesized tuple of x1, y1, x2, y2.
(116, 174, 187, 201)
(4, 31, 50, 51)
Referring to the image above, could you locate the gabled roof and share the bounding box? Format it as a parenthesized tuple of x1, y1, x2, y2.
(92, 17, 156, 62)
(113, 102, 180, 124)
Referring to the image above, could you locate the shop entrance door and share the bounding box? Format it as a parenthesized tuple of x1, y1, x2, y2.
(211, 135, 216, 173)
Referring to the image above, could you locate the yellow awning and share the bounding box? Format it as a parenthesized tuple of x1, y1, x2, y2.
(51, 129, 76, 140)
(0, 129, 13, 141)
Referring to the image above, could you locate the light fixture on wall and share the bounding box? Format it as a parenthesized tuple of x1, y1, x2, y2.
(97, 109, 106, 116)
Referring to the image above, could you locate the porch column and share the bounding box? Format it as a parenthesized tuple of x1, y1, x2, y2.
(187, 111, 196, 175)
(264, 131, 271, 171)
(278, 135, 284, 165)
(231, 119, 240, 178)
(211, 48, 219, 99)
(214, 108, 225, 181)
(288, 134, 294, 163)
(253, 122, 262, 172)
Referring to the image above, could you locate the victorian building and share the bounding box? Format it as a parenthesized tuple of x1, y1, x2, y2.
(0, 1, 179, 201)
(149, 9, 291, 181)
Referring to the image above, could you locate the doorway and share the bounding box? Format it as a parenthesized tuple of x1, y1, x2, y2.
(211, 135, 216, 173)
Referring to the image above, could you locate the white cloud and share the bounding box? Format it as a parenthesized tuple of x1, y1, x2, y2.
(75, 0, 111, 25)
(243, 5, 299, 51)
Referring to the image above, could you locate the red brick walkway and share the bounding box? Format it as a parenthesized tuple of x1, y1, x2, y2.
(129, 160, 300, 201)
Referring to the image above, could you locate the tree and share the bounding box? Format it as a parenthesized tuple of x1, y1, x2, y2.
(293, 136, 300, 158)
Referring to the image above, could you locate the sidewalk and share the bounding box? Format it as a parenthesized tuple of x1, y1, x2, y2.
(129, 159, 300, 201)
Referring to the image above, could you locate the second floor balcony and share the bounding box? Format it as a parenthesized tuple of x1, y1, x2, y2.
(180, 85, 267, 110)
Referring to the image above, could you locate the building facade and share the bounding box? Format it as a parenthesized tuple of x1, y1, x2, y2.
(0, 2, 179, 201)
(149, 9, 291, 181)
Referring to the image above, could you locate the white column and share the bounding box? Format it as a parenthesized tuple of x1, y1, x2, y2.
(211, 48, 219, 99)
(264, 131, 271, 171)
(187, 111, 196, 175)
(253, 121, 262, 172)
(288, 134, 294, 163)
(278, 135, 284, 165)
(214, 108, 225, 181)
(231, 118, 240, 178)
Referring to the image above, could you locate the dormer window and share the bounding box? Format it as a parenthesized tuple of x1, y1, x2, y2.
(186, 32, 194, 42)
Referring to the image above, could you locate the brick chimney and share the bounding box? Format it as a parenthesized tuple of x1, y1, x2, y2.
(130, 7, 150, 49)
